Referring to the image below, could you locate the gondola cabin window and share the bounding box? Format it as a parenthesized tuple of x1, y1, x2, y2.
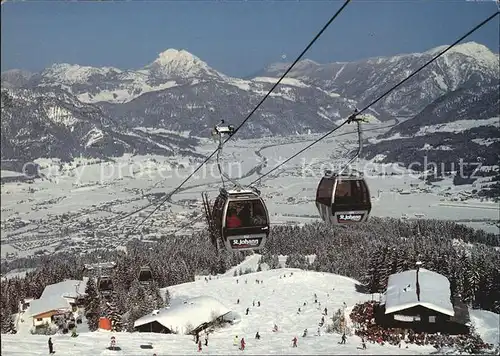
(316, 178, 334, 205)
(334, 179, 368, 205)
(226, 200, 266, 228)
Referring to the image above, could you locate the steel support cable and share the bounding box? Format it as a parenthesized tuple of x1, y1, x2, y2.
(113, 120, 395, 229)
(128, 10, 499, 239)
(250, 10, 500, 186)
(126, 0, 352, 233)
(223, 0, 352, 140)
(160, 123, 397, 237)
(120, 9, 498, 238)
(355, 11, 500, 117)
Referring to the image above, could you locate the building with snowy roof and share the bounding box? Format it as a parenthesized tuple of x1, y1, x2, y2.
(28, 278, 88, 328)
(134, 296, 233, 335)
(376, 267, 469, 334)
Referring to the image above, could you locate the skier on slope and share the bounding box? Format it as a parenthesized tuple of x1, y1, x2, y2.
(198, 340, 202, 352)
(292, 336, 298, 347)
(240, 337, 246, 351)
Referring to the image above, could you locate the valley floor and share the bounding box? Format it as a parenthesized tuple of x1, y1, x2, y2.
(1, 130, 499, 260)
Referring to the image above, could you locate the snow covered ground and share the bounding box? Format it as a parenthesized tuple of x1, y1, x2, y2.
(1, 123, 498, 258)
(2, 256, 498, 355)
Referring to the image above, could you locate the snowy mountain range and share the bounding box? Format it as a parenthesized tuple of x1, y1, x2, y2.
(1, 41, 498, 162)
(258, 42, 499, 119)
(363, 83, 500, 167)
(0, 88, 201, 162)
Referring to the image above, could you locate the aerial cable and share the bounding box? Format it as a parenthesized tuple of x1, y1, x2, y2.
(159, 122, 397, 238)
(116, 8, 498, 238)
(125, 0, 352, 234)
(139, 3, 497, 241)
(354, 10, 500, 118)
(112, 122, 394, 237)
(110, 120, 395, 231)
(250, 10, 499, 186)
(224, 0, 352, 139)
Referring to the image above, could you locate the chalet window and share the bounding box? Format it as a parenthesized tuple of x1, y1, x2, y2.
(429, 315, 436, 323)
(394, 314, 414, 322)
(36, 318, 43, 321)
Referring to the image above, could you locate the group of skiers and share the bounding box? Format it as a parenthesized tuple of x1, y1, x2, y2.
(232, 335, 246, 350)
(44, 280, 368, 354)
(228, 284, 347, 350)
(236, 278, 265, 285)
(195, 330, 210, 352)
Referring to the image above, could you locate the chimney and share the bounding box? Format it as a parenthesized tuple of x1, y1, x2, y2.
(415, 261, 422, 302)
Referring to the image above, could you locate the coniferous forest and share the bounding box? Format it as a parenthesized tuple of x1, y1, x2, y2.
(1, 217, 499, 334)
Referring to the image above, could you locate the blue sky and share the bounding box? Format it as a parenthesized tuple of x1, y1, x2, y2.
(1, 0, 498, 77)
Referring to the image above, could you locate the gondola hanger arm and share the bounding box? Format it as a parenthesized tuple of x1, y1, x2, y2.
(338, 109, 365, 176)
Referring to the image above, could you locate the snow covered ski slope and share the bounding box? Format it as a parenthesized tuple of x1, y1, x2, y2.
(2, 256, 498, 355)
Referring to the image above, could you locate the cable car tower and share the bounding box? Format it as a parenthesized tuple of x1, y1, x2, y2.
(202, 120, 270, 253)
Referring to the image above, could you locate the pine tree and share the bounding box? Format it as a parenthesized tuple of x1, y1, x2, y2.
(363, 248, 380, 293)
(125, 280, 151, 332)
(83, 278, 101, 332)
(459, 253, 474, 305)
(105, 292, 123, 332)
(147, 281, 165, 310)
(269, 255, 280, 269)
(164, 289, 171, 307)
(286, 254, 300, 268)
(376, 246, 390, 293)
(0, 302, 16, 334)
(395, 250, 407, 273)
(215, 253, 228, 275)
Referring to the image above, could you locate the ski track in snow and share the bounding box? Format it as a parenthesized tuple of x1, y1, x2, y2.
(2, 259, 499, 355)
